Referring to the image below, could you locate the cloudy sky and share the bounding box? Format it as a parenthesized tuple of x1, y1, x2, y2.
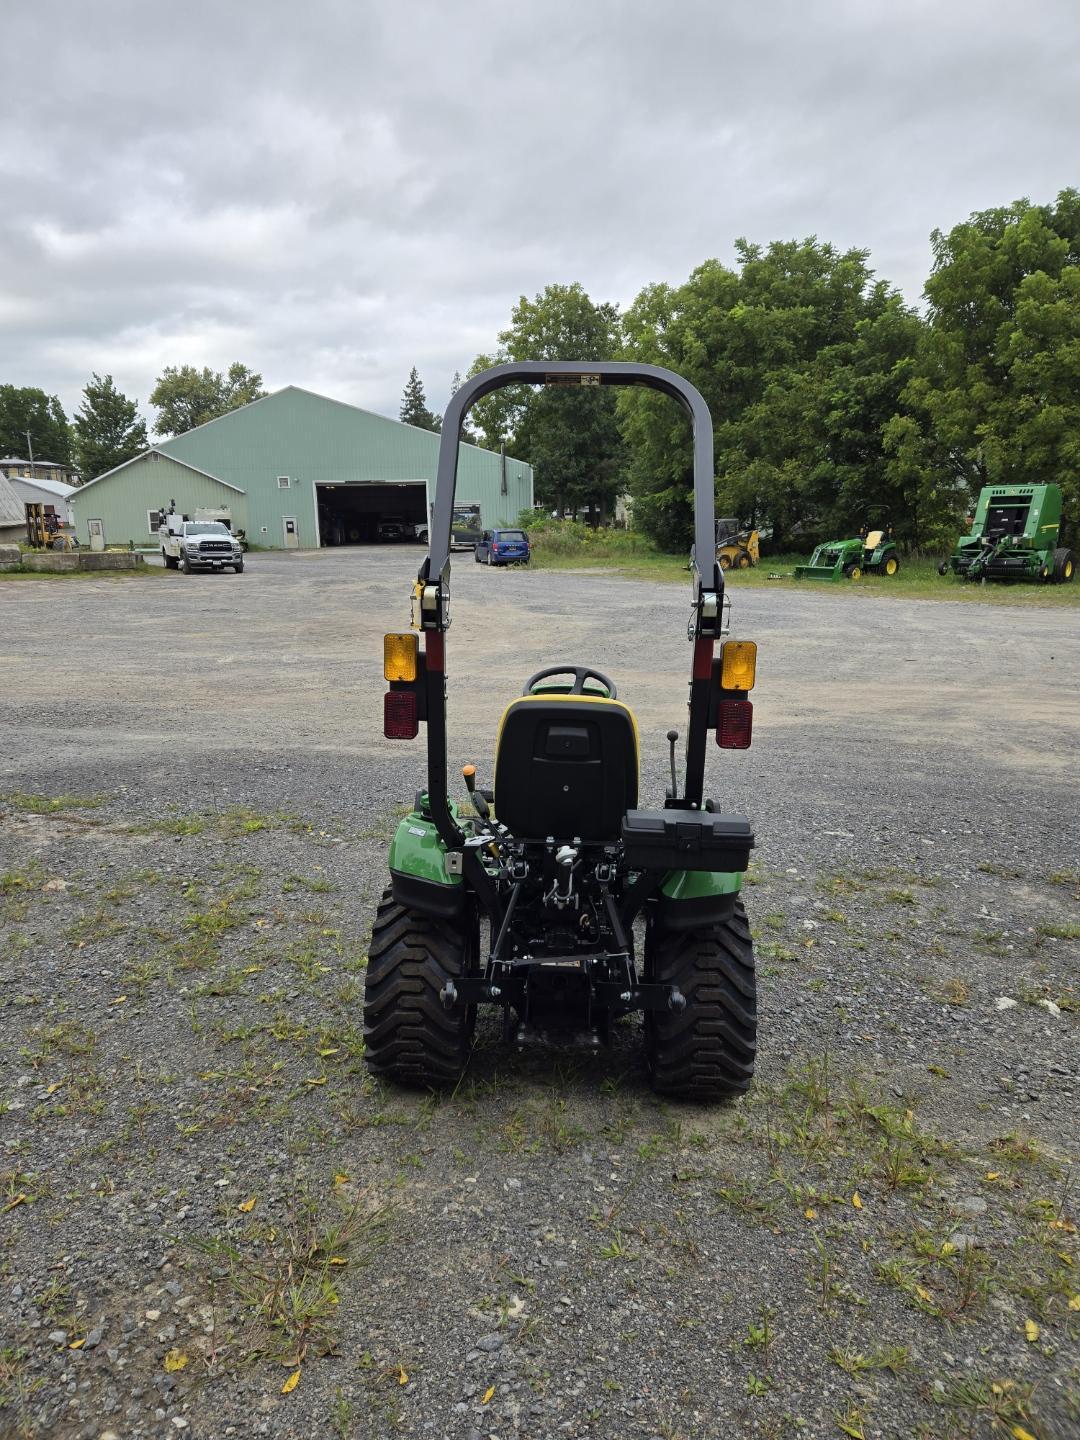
(3, 0, 1076, 429)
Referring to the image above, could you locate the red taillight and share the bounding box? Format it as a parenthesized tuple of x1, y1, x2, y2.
(716, 698, 753, 749)
(491, 544, 499, 553)
(384, 690, 418, 739)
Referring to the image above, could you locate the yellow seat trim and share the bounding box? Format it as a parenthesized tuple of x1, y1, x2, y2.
(495, 692, 641, 785)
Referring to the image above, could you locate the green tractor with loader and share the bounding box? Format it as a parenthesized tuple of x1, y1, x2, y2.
(939, 482, 1073, 584)
(794, 527, 900, 582)
(365, 361, 759, 1101)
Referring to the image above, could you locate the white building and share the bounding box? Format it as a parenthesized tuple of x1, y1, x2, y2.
(9, 475, 76, 527)
(0, 474, 23, 540)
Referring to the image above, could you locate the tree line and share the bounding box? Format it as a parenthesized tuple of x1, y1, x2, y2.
(2, 358, 456, 485)
(0, 363, 267, 485)
(408, 189, 1078, 550)
(6, 188, 1076, 547)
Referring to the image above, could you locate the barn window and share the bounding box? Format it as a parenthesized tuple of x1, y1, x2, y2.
(277, 476, 291, 489)
(148, 509, 164, 534)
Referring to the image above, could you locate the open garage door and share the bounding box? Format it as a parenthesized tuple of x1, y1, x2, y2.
(316, 481, 429, 546)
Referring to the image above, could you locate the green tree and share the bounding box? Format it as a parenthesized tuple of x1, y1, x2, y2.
(469, 283, 624, 522)
(914, 189, 1080, 531)
(399, 367, 441, 431)
(447, 370, 478, 444)
(73, 373, 147, 482)
(149, 362, 266, 437)
(620, 240, 925, 548)
(0, 386, 72, 466)
(464, 352, 520, 453)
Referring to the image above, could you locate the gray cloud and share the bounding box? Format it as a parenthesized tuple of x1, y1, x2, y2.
(3, 0, 1076, 427)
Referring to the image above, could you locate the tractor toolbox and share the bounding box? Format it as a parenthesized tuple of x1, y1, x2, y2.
(621, 809, 754, 872)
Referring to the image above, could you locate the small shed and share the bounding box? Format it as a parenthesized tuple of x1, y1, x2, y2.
(9, 475, 76, 527)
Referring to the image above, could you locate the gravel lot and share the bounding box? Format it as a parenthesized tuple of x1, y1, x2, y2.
(1, 549, 1077, 1440)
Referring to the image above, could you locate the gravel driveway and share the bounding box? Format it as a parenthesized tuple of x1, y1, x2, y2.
(1, 550, 1077, 1440)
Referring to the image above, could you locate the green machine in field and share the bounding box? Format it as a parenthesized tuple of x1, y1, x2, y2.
(939, 483, 1074, 583)
(793, 528, 900, 582)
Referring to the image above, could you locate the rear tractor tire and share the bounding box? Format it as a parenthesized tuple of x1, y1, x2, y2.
(736, 550, 751, 569)
(644, 899, 757, 1102)
(1053, 547, 1075, 584)
(363, 887, 476, 1088)
(883, 555, 900, 576)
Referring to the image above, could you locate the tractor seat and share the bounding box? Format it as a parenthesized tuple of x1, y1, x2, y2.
(863, 530, 884, 549)
(493, 695, 639, 841)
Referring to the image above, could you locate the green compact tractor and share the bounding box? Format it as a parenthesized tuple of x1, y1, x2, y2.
(794, 528, 900, 582)
(366, 361, 759, 1101)
(939, 483, 1074, 583)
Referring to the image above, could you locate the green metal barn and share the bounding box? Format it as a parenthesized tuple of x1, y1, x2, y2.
(70, 387, 533, 550)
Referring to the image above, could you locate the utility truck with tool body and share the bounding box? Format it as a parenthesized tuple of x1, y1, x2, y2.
(365, 362, 760, 1101)
(159, 503, 244, 574)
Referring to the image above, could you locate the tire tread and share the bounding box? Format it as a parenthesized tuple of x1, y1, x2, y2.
(645, 900, 757, 1101)
(363, 887, 473, 1087)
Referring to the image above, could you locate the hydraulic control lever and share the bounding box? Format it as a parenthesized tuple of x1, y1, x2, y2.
(666, 729, 680, 803)
(462, 764, 491, 822)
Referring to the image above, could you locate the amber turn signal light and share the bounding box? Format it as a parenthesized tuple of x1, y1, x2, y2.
(720, 639, 757, 691)
(384, 632, 418, 682)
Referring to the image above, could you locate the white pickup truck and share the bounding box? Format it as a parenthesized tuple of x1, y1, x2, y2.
(159, 513, 244, 574)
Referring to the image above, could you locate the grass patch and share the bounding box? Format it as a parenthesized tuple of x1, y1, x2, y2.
(0, 567, 167, 582)
(2, 792, 106, 813)
(150, 813, 206, 836)
(830, 1344, 909, 1376)
(527, 524, 1080, 606)
(189, 1184, 391, 1366)
(1037, 920, 1080, 941)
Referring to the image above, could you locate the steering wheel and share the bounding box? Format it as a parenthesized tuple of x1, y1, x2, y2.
(523, 665, 618, 699)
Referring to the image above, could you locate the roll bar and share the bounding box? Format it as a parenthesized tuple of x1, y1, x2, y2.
(415, 360, 724, 859)
(422, 360, 719, 596)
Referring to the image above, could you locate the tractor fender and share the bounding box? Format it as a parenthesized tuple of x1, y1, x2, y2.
(657, 869, 742, 930)
(388, 810, 464, 918)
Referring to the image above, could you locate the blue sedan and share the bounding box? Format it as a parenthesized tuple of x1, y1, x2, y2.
(474, 528, 531, 566)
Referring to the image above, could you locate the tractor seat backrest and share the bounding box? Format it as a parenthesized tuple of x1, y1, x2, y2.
(864, 529, 884, 549)
(493, 696, 639, 841)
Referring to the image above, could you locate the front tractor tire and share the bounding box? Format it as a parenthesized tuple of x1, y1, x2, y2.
(363, 888, 475, 1088)
(644, 900, 757, 1101)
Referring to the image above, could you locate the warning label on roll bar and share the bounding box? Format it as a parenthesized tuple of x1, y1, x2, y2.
(544, 373, 601, 386)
